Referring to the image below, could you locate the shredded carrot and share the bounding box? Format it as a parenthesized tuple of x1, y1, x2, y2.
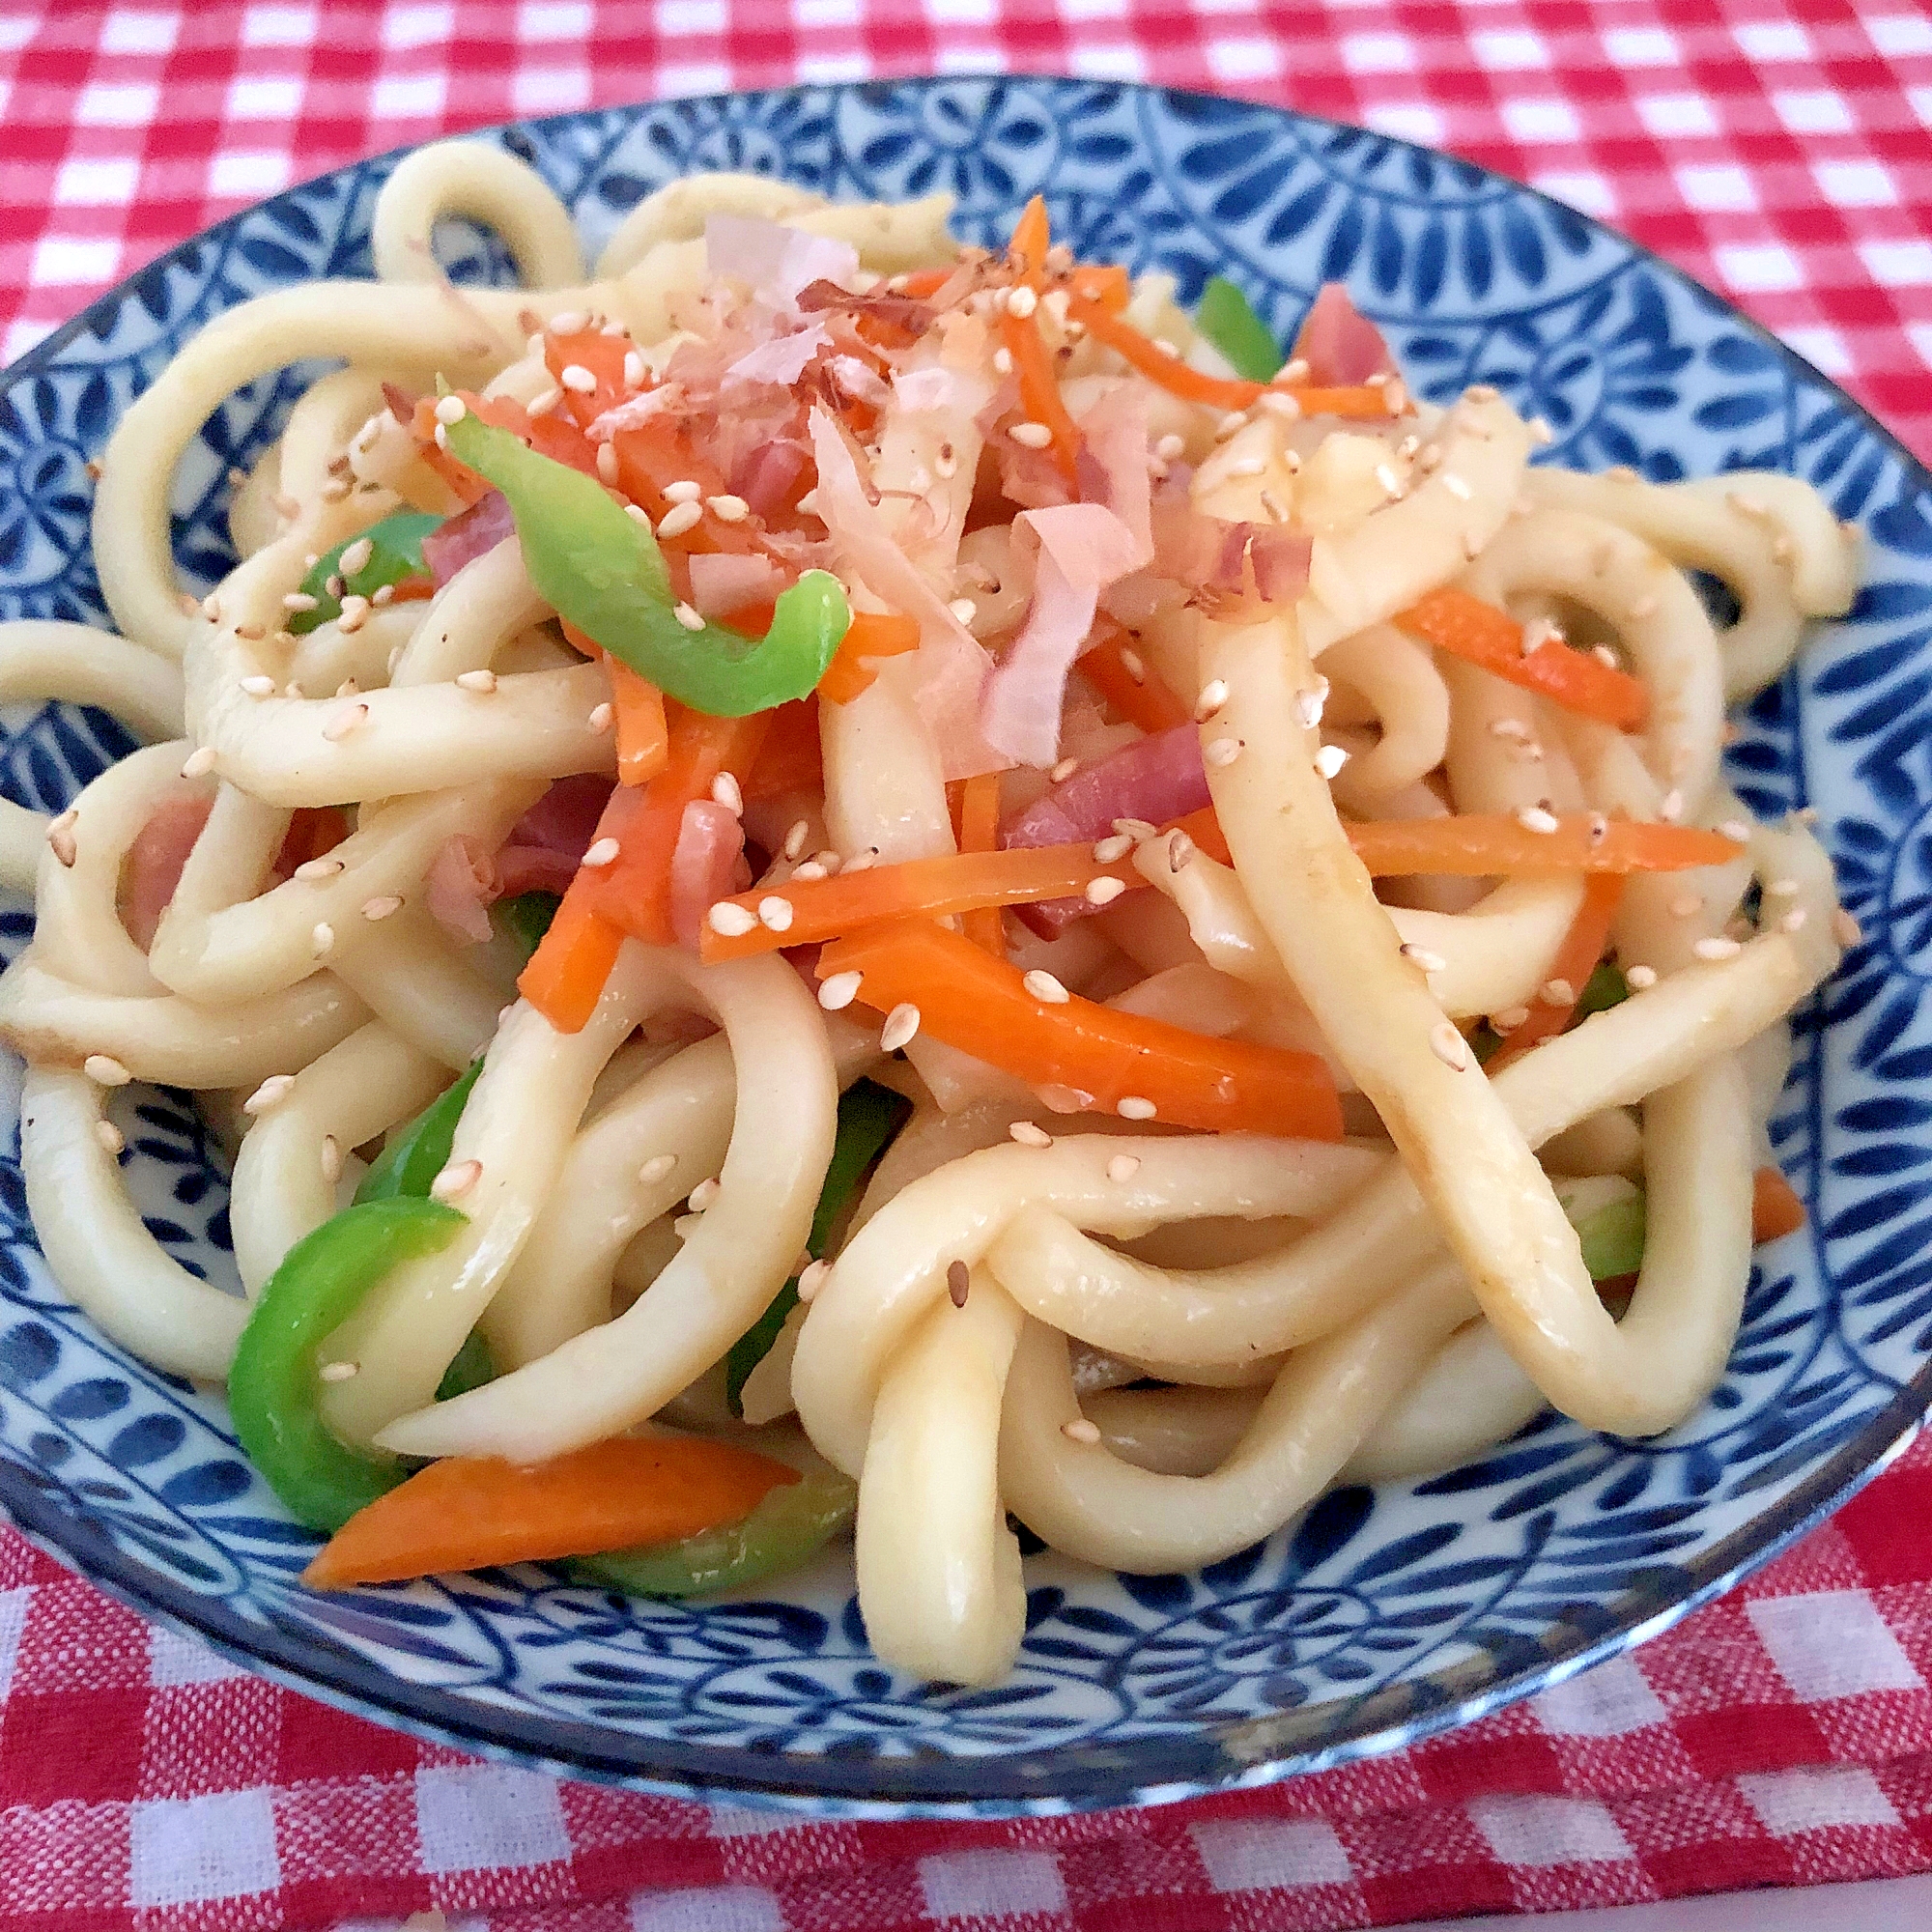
(998, 196, 1081, 487)
(896, 267, 955, 298)
(410, 396, 492, 505)
(1485, 873, 1627, 1071)
(1751, 1166, 1806, 1244)
(1066, 262, 1130, 312)
(1079, 618, 1191, 734)
(579, 705, 773, 947)
(518, 876, 626, 1034)
(606, 660, 668, 786)
(818, 609, 921, 705)
(1397, 587, 1650, 732)
(817, 920, 1343, 1138)
(1007, 195, 1051, 284)
(955, 772, 1008, 957)
(301, 1435, 801, 1588)
(544, 327, 631, 430)
(742, 699, 822, 802)
(1344, 813, 1744, 876)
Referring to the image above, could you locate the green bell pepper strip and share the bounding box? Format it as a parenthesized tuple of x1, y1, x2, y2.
(437, 404, 850, 717)
(289, 510, 444, 635)
(1196, 276, 1284, 384)
(575, 1449, 857, 1599)
(228, 1198, 467, 1531)
(435, 1329, 495, 1402)
(725, 1078, 912, 1412)
(1574, 962, 1631, 1023)
(1573, 1190, 1647, 1281)
(491, 890, 562, 963)
(354, 1059, 484, 1205)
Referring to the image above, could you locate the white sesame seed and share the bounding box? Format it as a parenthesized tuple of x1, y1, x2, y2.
(282, 591, 319, 612)
(242, 1072, 295, 1113)
(310, 922, 334, 956)
(455, 668, 498, 694)
(1023, 969, 1070, 1005)
(1010, 1121, 1054, 1148)
(595, 443, 620, 484)
(949, 597, 978, 623)
(1492, 1006, 1529, 1033)
(1430, 1021, 1470, 1071)
(1529, 417, 1554, 445)
(933, 448, 957, 480)
(1119, 646, 1146, 683)
(322, 701, 369, 742)
(1050, 756, 1081, 782)
(1093, 834, 1133, 864)
(1194, 678, 1229, 721)
(240, 673, 275, 696)
(1727, 489, 1770, 520)
(639, 1153, 678, 1187)
(1539, 978, 1576, 1007)
(527, 387, 561, 416)
(588, 701, 614, 732)
(84, 1054, 133, 1088)
(817, 969, 864, 1012)
(1778, 908, 1809, 934)
(1833, 909, 1862, 948)
(664, 479, 702, 505)
(321, 1134, 343, 1184)
(1166, 829, 1196, 872)
(434, 394, 468, 425)
(1061, 1417, 1103, 1444)
(95, 1119, 124, 1155)
(1315, 744, 1350, 780)
(1440, 471, 1471, 500)
(1117, 1094, 1157, 1121)
(1765, 876, 1799, 897)
(1692, 936, 1743, 961)
(1214, 412, 1248, 440)
(1085, 876, 1127, 906)
(844, 848, 878, 872)
(880, 1003, 922, 1052)
(1590, 643, 1619, 668)
(1205, 737, 1243, 768)
(361, 895, 403, 922)
(707, 494, 750, 523)
(549, 309, 586, 334)
(430, 1158, 482, 1201)
(1259, 487, 1288, 525)
(687, 1177, 721, 1213)
(1228, 456, 1266, 478)
(992, 345, 1014, 375)
(674, 601, 705, 632)
(1521, 616, 1563, 657)
(1009, 421, 1054, 449)
(294, 857, 344, 882)
(1006, 282, 1038, 318)
(1113, 817, 1157, 840)
(1658, 789, 1684, 823)
(757, 895, 794, 933)
(581, 837, 620, 868)
(797, 1258, 831, 1303)
(1719, 819, 1750, 844)
(1292, 684, 1327, 730)
(782, 820, 810, 862)
(1257, 391, 1301, 420)
(1625, 964, 1658, 989)
(1155, 433, 1185, 462)
(337, 537, 375, 577)
(558, 363, 598, 394)
(1374, 462, 1404, 498)
(1400, 943, 1448, 974)
(710, 772, 743, 815)
(657, 501, 703, 539)
(318, 1359, 358, 1382)
(1106, 1153, 1141, 1183)
(1515, 804, 1561, 835)
(708, 901, 757, 938)
(623, 350, 645, 387)
(179, 746, 215, 779)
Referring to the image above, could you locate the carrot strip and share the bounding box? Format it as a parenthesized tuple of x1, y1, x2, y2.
(1079, 619, 1191, 734)
(1007, 195, 1051, 283)
(818, 609, 921, 705)
(518, 876, 626, 1034)
(999, 196, 1081, 487)
(897, 267, 955, 298)
(743, 699, 822, 802)
(607, 660, 668, 786)
(301, 1435, 801, 1588)
(1751, 1166, 1806, 1244)
(580, 705, 773, 946)
(544, 327, 631, 430)
(817, 920, 1343, 1138)
(1344, 813, 1744, 876)
(1397, 587, 1650, 731)
(1485, 873, 1627, 1071)
(1067, 262, 1130, 312)
(956, 772, 1008, 958)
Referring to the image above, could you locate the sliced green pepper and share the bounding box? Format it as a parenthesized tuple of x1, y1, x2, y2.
(491, 891, 562, 963)
(1574, 962, 1631, 1023)
(229, 1198, 467, 1530)
(438, 404, 850, 716)
(435, 1329, 496, 1402)
(575, 1449, 856, 1598)
(1573, 1189, 1647, 1281)
(355, 1060, 483, 1205)
(1196, 276, 1284, 384)
(725, 1078, 912, 1412)
(289, 509, 443, 635)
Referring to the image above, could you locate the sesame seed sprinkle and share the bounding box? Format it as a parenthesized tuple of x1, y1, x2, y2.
(783, 820, 810, 861)
(707, 494, 750, 523)
(318, 1360, 358, 1382)
(1085, 876, 1126, 906)
(1195, 679, 1229, 721)
(1515, 804, 1561, 835)
(1778, 908, 1808, 934)
(240, 673, 275, 696)
(1833, 909, 1862, 948)
(179, 746, 215, 779)
(758, 895, 794, 932)
(1023, 969, 1070, 1005)
(1009, 421, 1054, 449)
(880, 1003, 922, 1053)
(1062, 1417, 1103, 1444)
(664, 478, 702, 504)
(639, 1153, 678, 1186)
(1010, 1121, 1054, 1148)
(949, 597, 978, 624)
(596, 444, 619, 484)
(321, 1135, 343, 1185)
(85, 1054, 133, 1088)
(1430, 1021, 1471, 1071)
(1315, 744, 1350, 780)
(242, 1072, 295, 1113)
(1539, 978, 1576, 1006)
(1107, 1153, 1141, 1183)
(558, 363, 598, 394)
(674, 601, 705, 632)
(688, 1178, 720, 1212)
(361, 895, 403, 922)
(708, 901, 757, 938)
(322, 701, 369, 742)
(455, 668, 497, 693)
(657, 501, 703, 540)
(338, 537, 374, 576)
(311, 922, 334, 956)
(947, 1259, 971, 1307)
(818, 969, 863, 1011)
(1205, 737, 1243, 767)
(1719, 819, 1750, 844)
(1692, 936, 1743, 961)
(1094, 833, 1133, 864)
(430, 1158, 482, 1201)
(433, 394, 467, 425)
(588, 702, 614, 732)
(710, 772, 743, 815)
(1626, 965, 1658, 989)
(797, 1260, 831, 1303)
(581, 837, 620, 868)
(1440, 471, 1472, 500)
(95, 1120, 125, 1155)
(1050, 756, 1081, 782)
(1401, 943, 1448, 974)
(1117, 1094, 1157, 1121)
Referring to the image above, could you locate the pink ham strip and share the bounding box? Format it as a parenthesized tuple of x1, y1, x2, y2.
(425, 836, 498, 945)
(668, 801, 749, 950)
(421, 491, 514, 587)
(120, 793, 215, 952)
(1292, 283, 1396, 385)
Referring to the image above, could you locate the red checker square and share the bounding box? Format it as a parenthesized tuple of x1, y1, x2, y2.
(1413, 1725, 1568, 1804)
(275, 1689, 421, 1783)
(1219, 1884, 1366, 1932)
(1505, 1855, 1654, 1914)
(12, 1577, 151, 1696)
(0, 1794, 130, 1924)
(1837, 1463, 1932, 1585)
(0, 1689, 147, 1806)
(270, 1774, 424, 1902)
(1638, 1833, 1790, 1899)
(1359, 1858, 1516, 1924)
(139, 1676, 284, 1799)
(557, 1776, 709, 1853)
(1675, 1703, 1832, 1779)
(772, 1855, 929, 1931)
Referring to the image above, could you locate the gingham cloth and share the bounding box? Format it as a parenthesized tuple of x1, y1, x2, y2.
(1, 3, 1930, 1927)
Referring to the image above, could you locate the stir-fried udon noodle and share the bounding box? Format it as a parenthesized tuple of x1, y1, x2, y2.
(0, 140, 1861, 1686)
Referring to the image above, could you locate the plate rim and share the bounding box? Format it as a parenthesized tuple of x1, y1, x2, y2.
(4, 72, 1931, 1819)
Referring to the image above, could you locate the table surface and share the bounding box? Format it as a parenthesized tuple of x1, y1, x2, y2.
(1, 5, 1930, 1931)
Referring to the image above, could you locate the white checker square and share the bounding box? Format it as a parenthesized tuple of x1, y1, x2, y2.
(2, 321, 50, 365)
(211, 152, 293, 198)
(1868, 16, 1932, 58)
(226, 74, 303, 119)
(1473, 29, 1548, 71)
(1502, 99, 1581, 144)
(1740, 1765, 1901, 1835)
(1604, 27, 1678, 67)
(1736, 21, 1811, 63)
(1340, 34, 1410, 74)
(658, 61, 731, 95)
(1367, 103, 1447, 147)
(512, 67, 591, 114)
(1534, 1653, 1668, 1738)
(1774, 90, 1854, 134)
(934, 45, 1001, 75)
(710, 1806, 807, 1837)
(1207, 38, 1281, 84)
(925, 0, 996, 22)
(373, 72, 447, 118)
(76, 82, 159, 126)
(1061, 0, 1127, 18)
(1815, 159, 1897, 207)
(1781, 325, 1853, 375)
(52, 157, 139, 207)
(1470, 1795, 1631, 1867)
(921, 1850, 1066, 1918)
(1748, 1591, 1924, 1698)
(657, 0, 725, 33)
(415, 1766, 569, 1874)
(1192, 1817, 1353, 1891)
(798, 52, 870, 84)
(1533, 171, 1617, 218)
(149, 1623, 245, 1688)
(30, 237, 120, 286)
(101, 11, 178, 54)
(0, 1587, 28, 1699)
(1715, 242, 1804, 292)
(520, 0, 592, 38)
(129, 1790, 280, 1906)
(1907, 324, 1932, 369)
(797, 0, 860, 23)
(1675, 164, 1756, 212)
(1914, 89, 1932, 125)
(1636, 94, 1718, 137)
(383, 4, 454, 49)
(632, 1887, 785, 1932)
(1069, 43, 1145, 81)
(242, 6, 316, 46)
(1861, 240, 1932, 287)
(0, 15, 37, 49)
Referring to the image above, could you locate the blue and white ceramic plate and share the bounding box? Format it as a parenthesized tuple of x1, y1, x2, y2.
(1, 78, 1929, 1818)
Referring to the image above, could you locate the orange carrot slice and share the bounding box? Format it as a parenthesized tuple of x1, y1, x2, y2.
(518, 879, 626, 1035)
(606, 661, 668, 786)
(955, 771, 1008, 958)
(818, 609, 921, 705)
(1751, 1166, 1806, 1244)
(301, 1435, 800, 1588)
(742, 699, 822, 802)
(1485, 872, 1627, 1070)
(1342, 813, 1744, 876)
(1079, 619, 1191, 734)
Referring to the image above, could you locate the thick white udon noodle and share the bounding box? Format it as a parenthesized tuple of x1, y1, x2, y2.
(0, 146, 1858, 1688)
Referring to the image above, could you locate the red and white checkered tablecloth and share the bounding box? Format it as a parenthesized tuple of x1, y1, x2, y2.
(1, 4, 1931, 1928)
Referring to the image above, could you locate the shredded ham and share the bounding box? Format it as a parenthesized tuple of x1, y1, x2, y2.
(120, 793, 215, 952)
(796, 279, 937, 344)
(688, 551, 782, 619)
(493, 775, 612, 898)
(1001, 724, 1210, 937)
(421, 491, 513, 587)
(704, 215, 859, 312)
(1293, 283, 1396, 386)
(425, 835, 498, 945)
(668, 800, 749, 950)
(978, 503, 1149, 768)
(585, 383, 686, 443)
(1074, 383, 1153, 562)
(722, 322, 832, 393)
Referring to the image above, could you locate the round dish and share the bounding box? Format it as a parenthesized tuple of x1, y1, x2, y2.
(0, 76, 1927, 1818)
